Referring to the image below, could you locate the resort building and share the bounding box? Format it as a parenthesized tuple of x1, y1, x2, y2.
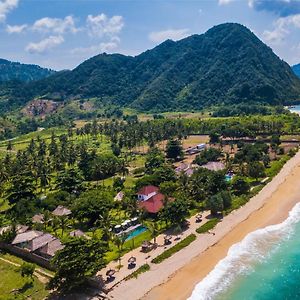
(52, 205, 72, 217)
(186, 143, 206, 155)
(137, 185, 165, 214)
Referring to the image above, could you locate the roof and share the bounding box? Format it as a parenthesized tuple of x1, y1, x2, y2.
(52, 205, 72, 216)
(114, 191, 124, 201)
(175, 163, 189, 173)
(39, 238, 64, 257)
(12, 230, 43, 245)
(32, 214, 44, 224)
(138, 193, 165, 213)
(201, 161, 225, 171)
(0, 225, 29, 236)
(137, 185, 159, 196)
(69, 230, 87, 238)
(28, 233, 55, 252)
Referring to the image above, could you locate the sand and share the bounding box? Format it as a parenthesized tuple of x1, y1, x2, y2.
(109, 150, 300, 300)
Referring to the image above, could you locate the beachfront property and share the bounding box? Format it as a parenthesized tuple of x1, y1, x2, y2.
(137, 185, 166, 213)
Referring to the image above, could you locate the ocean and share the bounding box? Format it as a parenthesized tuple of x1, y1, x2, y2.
(188, 202, 300, 300)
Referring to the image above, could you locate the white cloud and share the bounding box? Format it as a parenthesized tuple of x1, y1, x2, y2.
(149, 28, 190, 43)
(25, 35, 64, 54)
(263, 14, 300, 44)
(86, 13, 124, 38)
(71, 41, 118, 55)
(32, 16, 78, 34)
(6, 23, 27, 33)
(0, 0, 19, 22)
(218, 0, 235, 5)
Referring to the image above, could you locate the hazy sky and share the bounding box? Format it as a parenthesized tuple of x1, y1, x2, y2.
(1, 0, 300, 70)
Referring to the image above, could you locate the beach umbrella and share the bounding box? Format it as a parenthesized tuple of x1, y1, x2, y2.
(128, 256, 136, 264)
(106, 269, 116, 277)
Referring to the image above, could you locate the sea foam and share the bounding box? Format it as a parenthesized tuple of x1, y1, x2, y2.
(188, 202, 300, 300)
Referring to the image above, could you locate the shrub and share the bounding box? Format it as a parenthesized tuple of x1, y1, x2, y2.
(151, 234, 196, 264)
(124, 264, 150, 280)
(196, 218, 220, 234)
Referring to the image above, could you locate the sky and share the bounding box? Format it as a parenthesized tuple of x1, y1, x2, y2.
(1, 0, 300, 70)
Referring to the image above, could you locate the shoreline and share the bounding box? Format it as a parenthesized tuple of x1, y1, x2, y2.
(143, 151, 300, 300)
(108, 150, 300, 300)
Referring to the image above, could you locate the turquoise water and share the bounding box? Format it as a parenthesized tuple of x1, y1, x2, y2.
(188, 202, 300, 300)
(225, 175, 233, 182)
(125, 226, 147, 241)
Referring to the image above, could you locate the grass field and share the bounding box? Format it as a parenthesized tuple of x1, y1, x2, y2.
(0, 259, 48, 300)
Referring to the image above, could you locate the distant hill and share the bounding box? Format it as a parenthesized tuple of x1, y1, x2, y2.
(0, 59, 55, 82)
(292, 64, 300, 78)
(2, 23, 300, 113)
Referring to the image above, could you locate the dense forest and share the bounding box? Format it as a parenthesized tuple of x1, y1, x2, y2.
(1, 23, 300, 114)
(0, 59, 55, 82)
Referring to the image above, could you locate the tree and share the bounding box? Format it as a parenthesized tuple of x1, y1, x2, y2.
(56, 168, 84, 194)
(20, 263, 35, 281)
(49, 238, 108, 292)
(72, 189, 113, 227)
(206, 194, 224, 215)
(147, 221, 159, 244)
(219, 190, 232, 209)
(248, 162, 265, 181)
(209, 132, 220, 144)
(114, 235, 126, 267)
(145, 147, 164, 174)
(113, 177, 124, 191)
(232, 178, 250, 195)
(159, 199, 189, 226)
(6, 175, 35, 205)
(165, 139, 183, 161)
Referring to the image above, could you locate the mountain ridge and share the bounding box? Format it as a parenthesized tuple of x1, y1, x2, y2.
(2, 23, 300, 113)
(0, 59, 56, 82)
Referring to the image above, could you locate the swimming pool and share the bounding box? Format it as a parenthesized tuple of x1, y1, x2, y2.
(225, 174, 233, 182)
(125, 226, 147, 241)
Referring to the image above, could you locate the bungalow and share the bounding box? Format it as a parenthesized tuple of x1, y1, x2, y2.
(12, 230, 43, 249)
(52, 205, 72, 217)
(137, 185, 165, 214)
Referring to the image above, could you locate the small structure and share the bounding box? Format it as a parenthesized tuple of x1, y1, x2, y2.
(141, 240, 153, 252)
(52, 205, 72, 217)
(128, 256, 136, 268)
(32, 213, 44, 224)
(164, 235, 172, 245)
(114, 191, 124, 201)
(69, 229, 88, 238)
(201, 161, 225, 172)
(186, 143, 206, 155)
(175, 163, 197, 177)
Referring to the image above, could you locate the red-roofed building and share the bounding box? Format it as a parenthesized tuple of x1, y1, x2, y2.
(138, 193, 165, 214)
(137, 185, 165, 214)
(137, 185, 159, 201)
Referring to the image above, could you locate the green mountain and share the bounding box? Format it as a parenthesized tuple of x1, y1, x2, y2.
(292, 64, 300, 78)
(0, 59, 55, 82)
(3, 23, 300, 113)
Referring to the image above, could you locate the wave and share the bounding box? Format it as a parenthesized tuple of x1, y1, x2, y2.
(187, 202, 300, 300)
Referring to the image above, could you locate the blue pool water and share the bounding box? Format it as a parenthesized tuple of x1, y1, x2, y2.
(125, 226, 147, 241)
(225, 174, 233, 182)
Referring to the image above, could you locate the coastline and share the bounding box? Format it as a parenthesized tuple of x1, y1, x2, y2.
(143, 150, 300, 300)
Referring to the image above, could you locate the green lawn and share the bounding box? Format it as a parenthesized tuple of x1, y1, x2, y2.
(0, 259, 48, 300)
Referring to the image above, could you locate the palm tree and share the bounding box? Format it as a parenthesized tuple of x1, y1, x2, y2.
(147, 221, 159, 245)
(114, 234, 126, 267)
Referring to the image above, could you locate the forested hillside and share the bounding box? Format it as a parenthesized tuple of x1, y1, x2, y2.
(0, 59, 55, 82)
(2, 23, 300, 113)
